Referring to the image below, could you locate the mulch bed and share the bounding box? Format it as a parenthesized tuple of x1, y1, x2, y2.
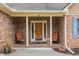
(53, 48, 71, 54)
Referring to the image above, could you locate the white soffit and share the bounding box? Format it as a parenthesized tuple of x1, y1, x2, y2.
(6, 3, 70, 12)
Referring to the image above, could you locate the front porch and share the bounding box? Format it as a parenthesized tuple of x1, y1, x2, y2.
(0, 3, 75, 55)
(11, 16, 65, 48)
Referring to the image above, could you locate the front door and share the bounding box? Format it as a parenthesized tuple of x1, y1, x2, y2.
(31, 21, 47, 42)
(35, 23, 42, 40)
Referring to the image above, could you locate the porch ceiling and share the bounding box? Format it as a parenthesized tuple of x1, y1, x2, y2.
(0, 3, 70, 16)
(6, 3, 69, 11)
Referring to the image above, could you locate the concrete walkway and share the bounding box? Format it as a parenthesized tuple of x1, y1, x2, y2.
(1, 48, 72, 56)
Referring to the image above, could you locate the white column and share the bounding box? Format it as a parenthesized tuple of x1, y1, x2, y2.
(64, 15, 69, 48)
(64, 16, 67, 46)
(42, 22, 44, 41)
(34, 22, 35, 41)
(64, 16, 66, 45)
(26, 16, 29, 46)
(50, 16, 52, 46)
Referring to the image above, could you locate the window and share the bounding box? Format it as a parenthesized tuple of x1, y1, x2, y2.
(72, 17, 79, 37)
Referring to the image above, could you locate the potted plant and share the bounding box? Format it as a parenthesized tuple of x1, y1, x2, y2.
(3, 43, 12, 54)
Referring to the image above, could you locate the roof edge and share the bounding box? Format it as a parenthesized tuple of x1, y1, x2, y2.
(63, 3, 73, 12)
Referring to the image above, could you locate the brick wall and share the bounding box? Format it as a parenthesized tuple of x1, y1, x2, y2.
(12, 17, 26, 44)
(0, 10, 14, 52)
(66, 16, 79, 48)
(52, 17, 65, 48)
(58, 17, 65, 48)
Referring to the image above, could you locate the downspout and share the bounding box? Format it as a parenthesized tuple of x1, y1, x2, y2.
(64, 15, 74, 54)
